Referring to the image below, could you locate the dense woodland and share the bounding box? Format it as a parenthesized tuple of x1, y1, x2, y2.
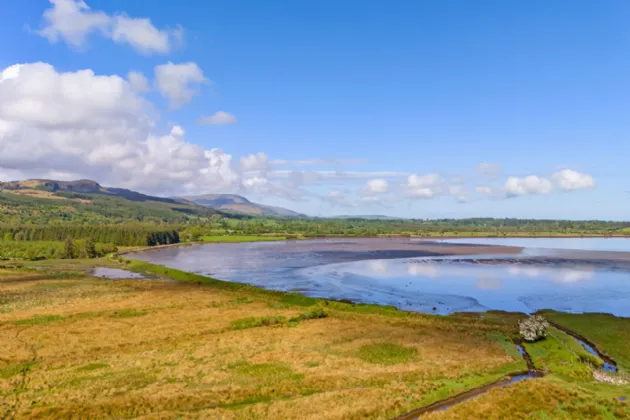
(0, 225, 180, 246)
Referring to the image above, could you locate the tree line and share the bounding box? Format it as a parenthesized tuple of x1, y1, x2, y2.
(0, 225, 180, 246)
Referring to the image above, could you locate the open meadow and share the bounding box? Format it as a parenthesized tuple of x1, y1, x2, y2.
(1, 259, 628, 419)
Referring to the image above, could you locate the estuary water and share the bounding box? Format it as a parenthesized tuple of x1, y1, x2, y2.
(130, 238, 630, 316)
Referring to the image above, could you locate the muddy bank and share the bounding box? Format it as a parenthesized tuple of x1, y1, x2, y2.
(129, 238, 523, 261)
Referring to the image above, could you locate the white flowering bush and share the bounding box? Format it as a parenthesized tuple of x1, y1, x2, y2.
(519, 315, 549, 342)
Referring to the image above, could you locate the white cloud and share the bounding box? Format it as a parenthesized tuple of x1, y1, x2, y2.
(406, 173, 443, 198)
(111, 15, 181, 55)
(361, 178, 389, 196)
(240, 152, 270, 172)
(197, 111, 238, 126)
(170, 125, 185, 137)
(127, 71, 150, 93)
(448, 185, 468, 203)
(475, 185, 495, 196)
(504, 175, 553, 197)
(37, 0, 182, 54)
(0, 62, 237, 195)
(38, 0, 109, 47)
(154, 62, 208, 108)
(552, 169, 596, 191)
(242, 176, 268, 188)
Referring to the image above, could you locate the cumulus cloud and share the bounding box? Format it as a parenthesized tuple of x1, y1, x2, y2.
(111, 15, 181, 55)
(127, 71, 150, 93)
(154, 62, 208, 108)
(552, 169, 596, 191)
(197, 111, 238, 126)
(37, 0, 182, 54)
(406, 173, 443, 198)
(0, 62, 237, 194)
(37, 0, 109, 47)
(361, 179, 389, 196)
(504, 175, 553, 197)
(240, 152, 270, 172)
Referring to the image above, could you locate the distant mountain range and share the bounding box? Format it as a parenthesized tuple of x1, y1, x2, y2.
(0, 179, 407, 221)
(0, 179, 179, 204)
(178, 194, 306, 218)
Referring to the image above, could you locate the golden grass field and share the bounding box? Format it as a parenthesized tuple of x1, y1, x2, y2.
(1, 260, 628, 419)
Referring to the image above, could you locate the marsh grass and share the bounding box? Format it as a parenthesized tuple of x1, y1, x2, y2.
(1, 260, 628, 419)
(540, 310, 630, 372)
(14, 314, 65, 325)
(0, 361, 37, 379)
(356, 342, 418, 365)
(110, 308, 148, 318)
(231, 316, 286, 330)
(524, 326, 598, 380)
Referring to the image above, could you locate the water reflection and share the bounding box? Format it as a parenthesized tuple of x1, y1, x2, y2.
(292, 259, 630, 315)
(130, 240, 630, 316)
(476, 277, 504, 290)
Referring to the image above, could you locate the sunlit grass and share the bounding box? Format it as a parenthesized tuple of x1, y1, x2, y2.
(540, 310, 630, 372)
(1, 261, 628, 419)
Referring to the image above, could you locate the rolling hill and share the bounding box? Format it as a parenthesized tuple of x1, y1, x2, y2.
(179, 194, 305, 218)
(0, 179, 225, 225)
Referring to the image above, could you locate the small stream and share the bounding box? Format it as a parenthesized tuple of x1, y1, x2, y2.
(575, 338, 618, 372)
(393, 344, 543, 419)
(393, 331, 621, 419)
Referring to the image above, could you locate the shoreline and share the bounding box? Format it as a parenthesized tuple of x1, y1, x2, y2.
(119, 234, 630, 254)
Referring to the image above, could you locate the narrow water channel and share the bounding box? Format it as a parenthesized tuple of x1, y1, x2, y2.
(392, 344, 543, 419)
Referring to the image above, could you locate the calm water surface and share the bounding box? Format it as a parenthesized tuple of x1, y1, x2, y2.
(131, 239, 630, 316)
(438, 237, 630, 252)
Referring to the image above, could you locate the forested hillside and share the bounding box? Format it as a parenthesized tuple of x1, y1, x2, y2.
(0, 185, 221, 225)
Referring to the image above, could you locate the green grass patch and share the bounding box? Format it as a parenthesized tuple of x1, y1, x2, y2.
(281, 294, 317, 307)
(228, 361, 303, 381)
(14, 314, 66, 325)
(0, 361, 37, 378)
(540, 310, 630, 372)
(219, 396, 274, 410)
(232, 297, 253, 305)
(289, 307, 328, 323)
(484, 331, 523, 360)
(523, 327, 595, 380)
(355, 342, 418, 365)
(110, 308, 148, 318)
(230, 316, 286, 330)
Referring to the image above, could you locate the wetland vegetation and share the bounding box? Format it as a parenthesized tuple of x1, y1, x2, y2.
(1, 257, 628, 419)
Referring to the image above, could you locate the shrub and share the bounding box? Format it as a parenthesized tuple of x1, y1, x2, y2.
(519, 315, 549, 342)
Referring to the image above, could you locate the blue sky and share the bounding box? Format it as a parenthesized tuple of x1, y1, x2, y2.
(0, 1, 628, 219)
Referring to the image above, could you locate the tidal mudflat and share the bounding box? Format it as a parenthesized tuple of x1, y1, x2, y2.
(131, 238, 630, 316)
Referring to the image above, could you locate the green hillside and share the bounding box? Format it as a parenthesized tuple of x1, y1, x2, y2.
(0, 179, 223, 225)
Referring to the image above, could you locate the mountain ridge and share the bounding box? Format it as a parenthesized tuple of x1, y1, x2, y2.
(179, 193, 305, 218)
